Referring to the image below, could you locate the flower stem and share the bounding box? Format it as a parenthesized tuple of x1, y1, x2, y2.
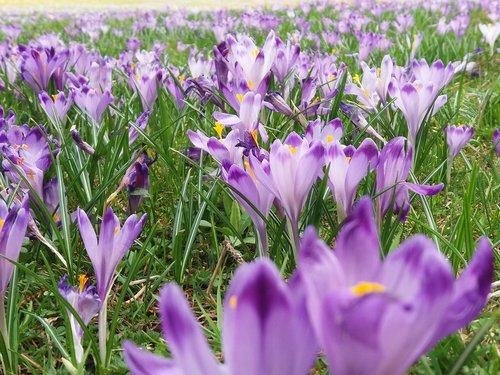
(446, 155, 453, 187)
(0, 294, 10, 373)
(98, 298, 108, 368)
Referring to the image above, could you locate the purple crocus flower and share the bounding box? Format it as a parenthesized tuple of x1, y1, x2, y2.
(412, 59, 455, 92)
(297, 197, 493, 375)
(492, 128, 500, 157)
(214, 91, 267, 144)
(188, 128, 244, 168)
(0, 199, 29, 295)
(43, 177, 61, 225)
(388, 79, 447, 150)
(129, 67, 163, 111)
(123, 258, 318, 375)
(222, 159, 274, 254)
(128, 110, 151, 145)
(0, 124, 58, 198)
(250, 132, 324, 252)
(272, 37, 300, 82)
(305, 118, 344, 146)
(445, 124, 474, 159)
(376, 137, 443, 222)
(58, 275, 101, 363)
(39, 91, 74, 124)
(326, 138, 378, 221)
(74, 85, 114, 123)
(76, 207, 146, 300)
(19, 46, 68, 94)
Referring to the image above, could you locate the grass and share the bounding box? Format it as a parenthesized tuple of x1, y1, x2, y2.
(0, 1, 498, 374)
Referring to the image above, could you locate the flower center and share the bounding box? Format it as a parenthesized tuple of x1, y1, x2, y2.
(350, 281, 385, 296)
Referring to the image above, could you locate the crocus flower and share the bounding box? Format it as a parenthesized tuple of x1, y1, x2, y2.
(214, 91, 267, 143)
(222, 159, 274, 254)
(74, 85, 114, 124)
(128, 110, 151, 145)
(297, 197, 493, 375)
(305, 118, 343, 146)
(0, 124, 59, 198)
(129, 67, 163, 111)
(19, 46, 68, 93)
(478, 23, 500, 52)
(326, 138, 378, 221)
(76, 207, 146, 300)
(493, 128, 500, 157)
(388, 79, 447, 150)
(0, 199, 29, 294)
(188, 128, 244, 168)
(445, 124, 474, 159)
(250, 132, 324, 252)
(272, 37, 300, 82)
(412, 59, 455, 93)
(376, 137, 443, 221)
(124, 258, 318, 375)
(58, 275, 101, 363)
(39, 91, 74, 124)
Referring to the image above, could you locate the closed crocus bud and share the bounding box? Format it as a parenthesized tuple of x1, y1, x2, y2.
(70, 126, 95, 155)
(39, 90, 74, 124)
(265, 91, 294, 116)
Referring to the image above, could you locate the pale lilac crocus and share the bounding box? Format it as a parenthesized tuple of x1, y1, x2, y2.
(19, 46, 68, 93)
(388, 79, 447, 152)
(272, 37, 300, 82)
(187, 128, 244, 168)
(58, 275, 101, 364)
(39, 91, 74, 124)
(0, 124, 58, 198)
(376, 137, 444, 222)
(412, 59, 455, 92)
(250, 132, 324, 253)
(74, 85, 114, 123)
(305, 118, 343, 146)
(129, 67, 163, 111)
(124, 258, 318, 375)
(76, 207, 146, 301)
(445, 124, 474, 159)
(77, 207, 145, 362)
(214, 91, 268, 143)
(222, 159, 274, 255)
(297, 197, 493, 375)
(478, 23, 500, 53)
(326, 138, 378, 221)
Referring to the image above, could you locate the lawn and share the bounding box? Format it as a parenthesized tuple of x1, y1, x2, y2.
(0, 0, 498, 374)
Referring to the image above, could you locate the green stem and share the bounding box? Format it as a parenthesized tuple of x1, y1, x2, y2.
(0, 294, 10, 373)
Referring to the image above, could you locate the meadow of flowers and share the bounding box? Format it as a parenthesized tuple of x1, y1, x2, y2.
(0, 0, 499, 373)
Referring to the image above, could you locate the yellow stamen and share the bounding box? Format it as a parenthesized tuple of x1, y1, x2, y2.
(229, 295, 238, 308)
(328, 73, 336, 81)
(52, 213, 60, 222)
(249, 129, 259, 146)
(353, 73, 360, 84)
(326, 135, 334, 143)
(253, 49, 260, 57)
(244, 161, 255, 181)
(350, 281, 385, 296)
(312, 96, 320, 103)
(377, 67, 381, 77)
(178, 74, 185, 83)
(51, 94, 58, 102)
(0, 219, 5, 230)
(415, 85, 420, 91)
(14, 144, 20, 151)
(287, 145, 297, 154)
(21, 144, 29, 149)
(16, 157, 24, 166)
(346, 156, 352, 162)
(79, 274, 89, 294)
(247, 80, 255, 89)
(28, 169, 35, 181)
(236, 93, 243, 103)
(114, 226, 119, 235)
(331, 48, 337, 54)
(363, 88, 370, 97)
(213, 121, 224, 139)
